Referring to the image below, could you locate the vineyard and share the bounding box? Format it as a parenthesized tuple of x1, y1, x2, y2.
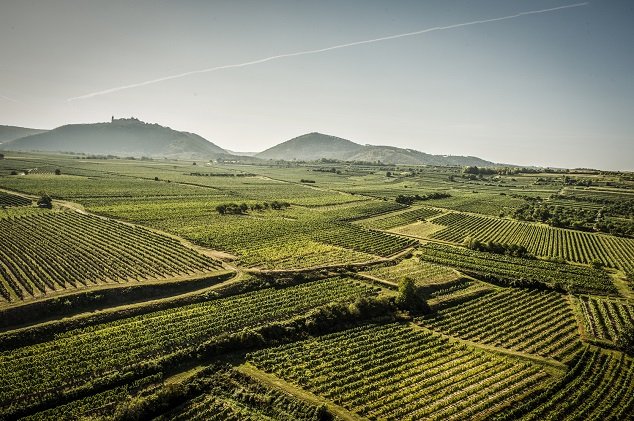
(419, 288, 582, 361)
(577, 295, 634, 343)
(363, 256, 459, 286)
(0, 153, 633, 419)
(354, 205, 442, 229)
(418, 243, 616, 294)
(498, 347, 634, 420)
(165, 368, 327, 421)
(430, 211, 634, 272)
(0, 277, 377, 415)
(0, 191, 31, 207)
(248, 323, 552, 420)
(0, 211, 222, 302)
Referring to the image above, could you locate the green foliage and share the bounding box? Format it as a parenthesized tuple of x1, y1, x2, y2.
(36, 193, 52, 209)
(616, 323, 634, 356)
(396, 277, 430, 313)
(420, 243, 615, 294)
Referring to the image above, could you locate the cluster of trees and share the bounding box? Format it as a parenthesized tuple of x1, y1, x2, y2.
(514, 200, 633, 237)
(395, 278, 431, 314)
(463, 236, 532, 258)
(37, 194, 52, 209)
(395, 192, 451, 205)
(216, 201, 291, 215)
(300, 179, 315, 183)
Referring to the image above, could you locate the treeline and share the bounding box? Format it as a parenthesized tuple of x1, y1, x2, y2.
(216, 201, 291, 215)
(514, 200, 634, 237)
(463, 236, 532, 258)
(395, 192, 451, 205)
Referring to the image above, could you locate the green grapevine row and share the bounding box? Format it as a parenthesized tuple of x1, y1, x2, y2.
(248, 323, 550, 420)
(419, 288, 582, 361)
(355, 206, 442, 230)
(499, 347, 634, 420)
(578, 296, 634, 343)
(430, 212, 634, 272)
(0, 191, 31, 207)
(0, 277, 375, 414)
(0, 211, 221, 302)
(418, 243, 616, 294)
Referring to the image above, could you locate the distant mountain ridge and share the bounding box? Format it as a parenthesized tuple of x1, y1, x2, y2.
(257, 132, 497, 166)
(1, 121, 500, 166)
(256, 132, 362, 161)
(0, 125, 47, 144)
(0, 118, 228, 159)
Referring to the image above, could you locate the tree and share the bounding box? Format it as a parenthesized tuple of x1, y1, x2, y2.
(386, 171, 392, 177)
(0, 153, 4, 160)
(395, 277, 430, 313)
(37, 194, 53, 209)
(54, 168, 61, 175)
(616, 323, 634, 356)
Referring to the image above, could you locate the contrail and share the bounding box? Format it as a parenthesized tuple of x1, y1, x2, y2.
(0, 94, 19, 103)
(67, 2, 588, 101)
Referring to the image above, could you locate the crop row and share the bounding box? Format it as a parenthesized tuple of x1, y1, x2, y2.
(578, 296, 634, 343)
(314, 223, 416, 257)
(0, 191, 31, 207)
(0, 211, 221, 302)
(430, 212, 634, 272)
(247, 323, 549, 420)
(167, 368, 325, 421)
(363, 257, 458, 286)
(419, 288, 581, 361)
(0, 277, 376, 414)
(418, 243, 616, 294)
(499, 347, 634, 420)
(355, 206, 442, 230)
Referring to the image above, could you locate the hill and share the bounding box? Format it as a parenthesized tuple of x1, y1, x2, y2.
(257, 132, 497, 166)
(0, 125, 47, 144)
(0, 118, 228, 159)
(256, 132, 363, 161)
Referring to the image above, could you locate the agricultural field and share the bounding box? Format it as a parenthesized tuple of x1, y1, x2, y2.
(418, 243, 616, 294)
(577, 295, 634, 343)
(248, 323, 553, 420)
(0, 151, 632, 419)
(430, 211, 634, 272)
(419, 288, 582, 361)
(0, 210, 223, 303)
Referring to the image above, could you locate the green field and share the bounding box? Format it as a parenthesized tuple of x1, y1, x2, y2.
(0, 152, 632, 419)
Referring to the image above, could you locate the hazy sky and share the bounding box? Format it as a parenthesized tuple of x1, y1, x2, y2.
(1, 1, 633, 170)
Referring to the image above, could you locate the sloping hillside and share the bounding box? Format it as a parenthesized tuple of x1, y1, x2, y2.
(256, 132, 363, 161)
(0, 118, 227, 159)
(0, 125, 47, 144)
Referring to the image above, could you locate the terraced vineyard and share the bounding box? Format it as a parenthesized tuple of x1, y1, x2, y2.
(0, 211, 222, 302)
(418, 243, 616, 294)
(0, 277, 376, 416)
(0, 191, 31, 207)
(578, 295, 634, 342)
(419, 289, 582, 361)
(355, 206, 442, 229)
(499, 347, 634, 420)
(430, 211, 634, 272)
(248, 323, 552, 420)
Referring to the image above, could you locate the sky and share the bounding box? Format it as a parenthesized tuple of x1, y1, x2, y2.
(1, 0, 633, 170)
